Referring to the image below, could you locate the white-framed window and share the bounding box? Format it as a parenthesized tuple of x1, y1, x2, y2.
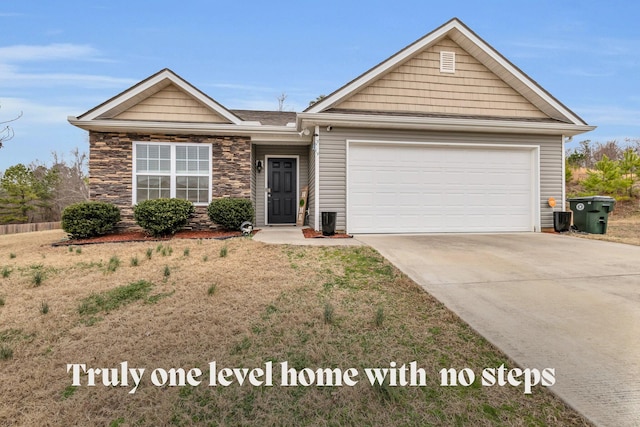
(133, 142, 211, 205)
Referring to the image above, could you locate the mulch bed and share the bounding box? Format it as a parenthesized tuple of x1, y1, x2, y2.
(52, 229, 257, 246)
(302, 228, 353, 239)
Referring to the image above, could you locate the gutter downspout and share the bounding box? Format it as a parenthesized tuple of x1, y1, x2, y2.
(314, 126, 320, 231)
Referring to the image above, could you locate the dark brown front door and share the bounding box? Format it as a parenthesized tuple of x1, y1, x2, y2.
(267, 158, 297, 224)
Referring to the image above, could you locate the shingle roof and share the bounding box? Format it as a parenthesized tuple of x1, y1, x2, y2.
(231, 110, 296, 126)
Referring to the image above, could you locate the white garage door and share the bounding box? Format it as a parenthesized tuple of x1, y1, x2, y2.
(347, 142, 537, 233)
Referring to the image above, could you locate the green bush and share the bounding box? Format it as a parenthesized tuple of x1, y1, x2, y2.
(565, 158, 573, 183)
(583, 155, 630, 196)
(61, 201, 121, 239)
(207, 198, 254, 230)
(133, 198, 194, 237)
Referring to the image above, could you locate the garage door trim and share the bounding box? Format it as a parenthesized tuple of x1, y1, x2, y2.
(346, 139, 540, 234)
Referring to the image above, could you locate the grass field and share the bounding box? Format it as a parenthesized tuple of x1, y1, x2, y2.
(0, 230, 591, 426)
(574, 215, 640, 246)
(563, 184, 640, 245)
(567, 197, 640, 245)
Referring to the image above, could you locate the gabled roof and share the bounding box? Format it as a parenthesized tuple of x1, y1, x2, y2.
(68, 69, 308, 143)
(75, 68, 244, 124)
(304, 18, 588, 128)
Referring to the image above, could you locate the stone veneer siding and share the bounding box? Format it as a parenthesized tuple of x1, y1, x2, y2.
(89, 132, 251, 230)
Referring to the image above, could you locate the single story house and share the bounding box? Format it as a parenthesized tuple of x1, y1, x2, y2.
(68, 18, 594, 234)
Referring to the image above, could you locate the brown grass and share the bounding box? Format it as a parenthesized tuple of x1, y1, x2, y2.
(0, 230, 591, 426)
(573, 214, 640, 246)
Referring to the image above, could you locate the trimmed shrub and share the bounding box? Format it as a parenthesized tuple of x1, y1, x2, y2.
(133, 198, 194, 237)
(207, 198, 254, 230)
(61, 201, 121, 239)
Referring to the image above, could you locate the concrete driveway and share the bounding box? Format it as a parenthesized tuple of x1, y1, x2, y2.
(357, 233, 640, 427)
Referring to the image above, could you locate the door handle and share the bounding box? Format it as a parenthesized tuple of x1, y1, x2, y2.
(267, 187, 271, 198)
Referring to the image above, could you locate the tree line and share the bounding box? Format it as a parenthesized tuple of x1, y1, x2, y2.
(0, 149, 88, 224)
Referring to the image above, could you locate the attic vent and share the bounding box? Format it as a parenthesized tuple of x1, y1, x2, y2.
(440, 51, 455, 73)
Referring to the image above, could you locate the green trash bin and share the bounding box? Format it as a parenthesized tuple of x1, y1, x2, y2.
(567, 196, 616, 234)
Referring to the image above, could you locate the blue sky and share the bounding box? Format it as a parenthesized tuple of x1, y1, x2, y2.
(1, 1, 639, 171)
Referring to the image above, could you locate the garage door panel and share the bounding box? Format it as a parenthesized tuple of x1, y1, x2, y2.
(348, 143, 535, 233)
(398, 171, 421, 183)
(397, 193, 421, 206)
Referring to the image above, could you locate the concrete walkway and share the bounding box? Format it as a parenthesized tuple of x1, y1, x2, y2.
(253, 226, 362, 246)
(357, 233, 640, 427)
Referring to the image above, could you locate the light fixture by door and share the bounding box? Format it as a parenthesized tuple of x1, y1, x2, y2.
(256, 160, 263, 173)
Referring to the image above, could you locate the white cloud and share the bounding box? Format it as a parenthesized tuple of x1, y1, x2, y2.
(0, 97, 87, 171)
(0, 97, 78, 124)
(205, 82, 275, 92)
(508, 39, 576, 53)
(0, 43, 101, 62)
(577, 105, 640, 127)
(507, 36, 640, 59)
(0, 43, 131, 89)
(227, 98, 283, 111)
(559, 68, 615, 78)
(0, 64, 135, 89)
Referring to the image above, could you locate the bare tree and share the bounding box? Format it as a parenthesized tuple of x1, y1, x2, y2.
(0, 109, 23, 149)
(27, 149, 89, 221)
(625, 138, 640, 155)
(592, 140, 624, 163)
(51, 148, 89, 203)
(277, 93, 287, 112)
(578, 140, 593, 168)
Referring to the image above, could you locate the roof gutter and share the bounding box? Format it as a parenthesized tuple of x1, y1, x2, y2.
(297, 112, 595, 137)
(67, 117, 309, 143)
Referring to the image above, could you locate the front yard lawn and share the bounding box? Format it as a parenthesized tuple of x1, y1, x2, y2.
(0, 230, 590, 426)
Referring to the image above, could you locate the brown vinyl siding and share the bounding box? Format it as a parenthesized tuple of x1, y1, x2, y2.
(114, 84, 230, 123)
(334, 38, 547, 119)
